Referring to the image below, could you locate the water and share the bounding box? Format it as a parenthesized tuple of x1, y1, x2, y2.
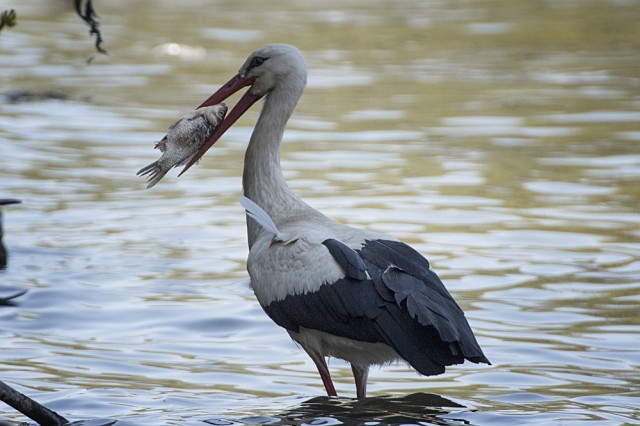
(1, 0, 639, 424)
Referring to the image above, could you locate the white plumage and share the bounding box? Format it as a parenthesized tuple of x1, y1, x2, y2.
(239, 195, 284, 241)
(180, 44, 490, 398)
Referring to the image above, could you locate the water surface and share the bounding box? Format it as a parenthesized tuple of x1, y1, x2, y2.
(1, 0, 639, 424)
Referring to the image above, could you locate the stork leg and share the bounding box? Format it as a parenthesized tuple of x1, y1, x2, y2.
(303, 348, 337, 396)
(351, 364, 369, 399)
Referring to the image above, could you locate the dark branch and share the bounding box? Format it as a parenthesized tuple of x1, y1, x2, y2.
(0, 9, 17, 34)
(74, 0, 107, 55)
(0, 289, 27, 306)
(0, 380, 68, 425)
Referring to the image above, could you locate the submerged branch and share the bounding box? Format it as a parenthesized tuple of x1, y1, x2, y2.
(0, 289, 27, 306)
(0, 380, 68, 426)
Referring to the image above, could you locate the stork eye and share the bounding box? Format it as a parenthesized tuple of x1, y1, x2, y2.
(249, 56, 267, 69)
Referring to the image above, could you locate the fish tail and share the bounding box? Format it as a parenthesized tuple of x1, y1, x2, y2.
(136, 162, 156, 177)
(137, 161, 168, 189)
(146, 169, 168, 189)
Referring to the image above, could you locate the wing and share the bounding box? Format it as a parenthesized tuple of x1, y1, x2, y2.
(356, 239, 490, 370)
(258, 237, 489, 376)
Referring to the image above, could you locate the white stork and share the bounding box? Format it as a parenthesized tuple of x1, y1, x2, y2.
(179, 44, 490, 398)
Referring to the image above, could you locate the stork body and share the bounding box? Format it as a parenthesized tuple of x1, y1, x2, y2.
(183, 44, 490, 398)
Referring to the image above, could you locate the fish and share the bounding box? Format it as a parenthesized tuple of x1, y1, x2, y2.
(137, 103, 228, 188)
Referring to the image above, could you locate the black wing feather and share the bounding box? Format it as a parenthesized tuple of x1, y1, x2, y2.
(322, 238, 368, 281)
(361, 240, 490, 365)
(262, 238, 490, 375)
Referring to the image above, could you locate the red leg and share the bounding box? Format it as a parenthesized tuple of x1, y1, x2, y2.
(304, 349, 337, 396)
(351, 364, 369, 399)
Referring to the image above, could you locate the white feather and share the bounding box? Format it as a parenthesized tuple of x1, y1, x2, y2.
(240, 195, 283, 239)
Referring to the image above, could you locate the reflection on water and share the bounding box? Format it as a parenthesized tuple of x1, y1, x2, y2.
(206, 393, 465, 426)
(1, 0, 639, 424)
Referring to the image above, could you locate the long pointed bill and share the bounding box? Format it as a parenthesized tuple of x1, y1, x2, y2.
(178, 74, 262, 176)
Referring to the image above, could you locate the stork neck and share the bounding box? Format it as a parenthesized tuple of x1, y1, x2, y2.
(243, 78, 305, 245)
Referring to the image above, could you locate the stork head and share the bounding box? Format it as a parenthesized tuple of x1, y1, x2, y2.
(179, 44, 306, 175)
(239, 44, 306, 97)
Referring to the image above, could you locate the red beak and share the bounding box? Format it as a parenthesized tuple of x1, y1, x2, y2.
(178, 73, 262, 176)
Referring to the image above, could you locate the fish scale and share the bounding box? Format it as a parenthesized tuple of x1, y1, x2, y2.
(137, 104, 227, 188)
